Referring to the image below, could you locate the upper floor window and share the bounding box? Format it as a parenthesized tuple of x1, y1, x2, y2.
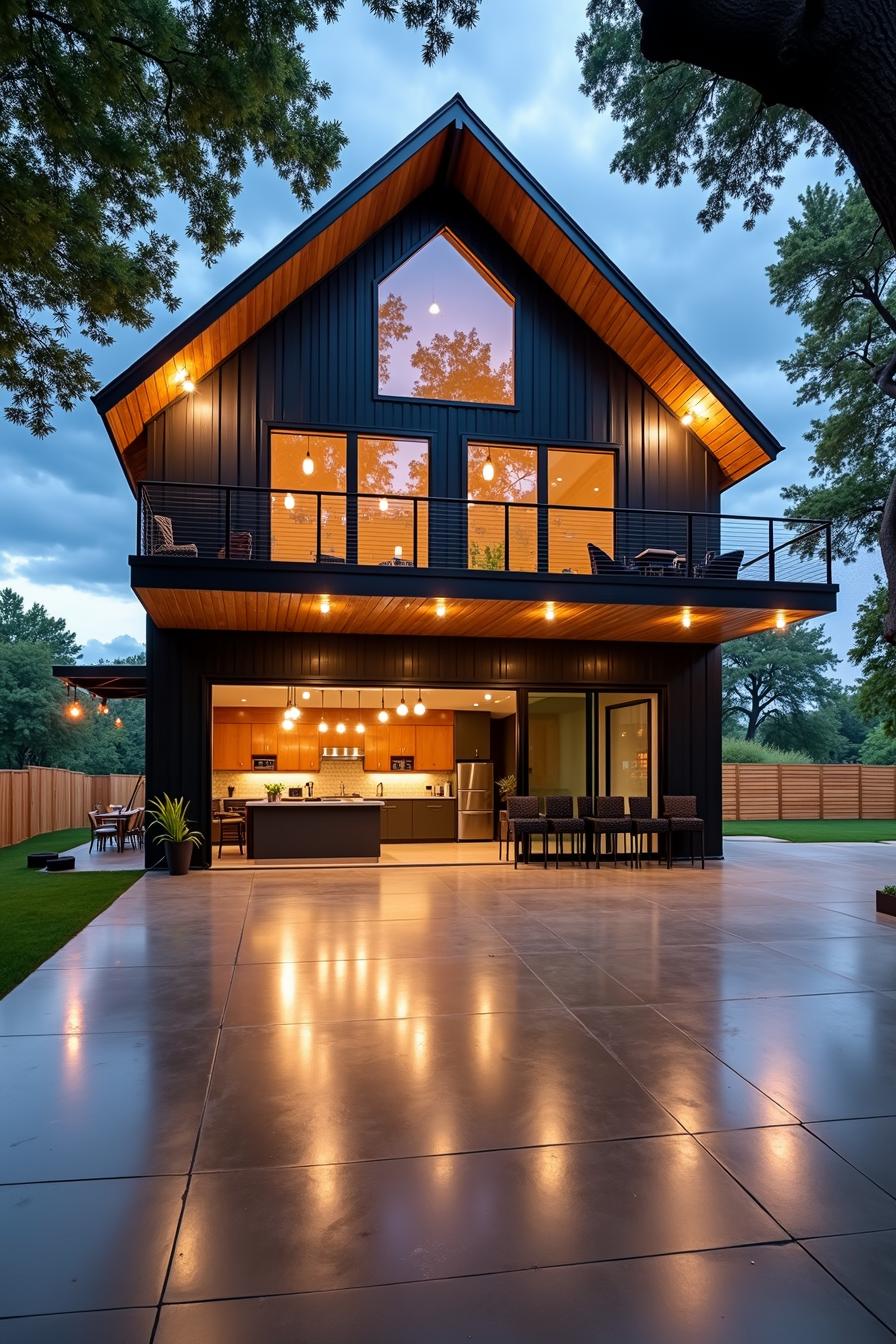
(377, 230, 515, 405)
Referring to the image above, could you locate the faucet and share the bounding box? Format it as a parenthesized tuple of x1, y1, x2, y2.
(376, 781, 384, 797)
(305, 780, 313, 798)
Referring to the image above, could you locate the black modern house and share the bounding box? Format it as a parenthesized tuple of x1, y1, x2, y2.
(86, 96, 836, 867)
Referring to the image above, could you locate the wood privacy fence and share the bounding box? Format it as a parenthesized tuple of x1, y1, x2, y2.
(723, 764, 896, 821)
(0, 768, 144, 849)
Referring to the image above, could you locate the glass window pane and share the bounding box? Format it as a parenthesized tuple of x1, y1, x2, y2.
(270, 432, 347, 563)
(548, 449, 615, 574)
(527, 693, 588, 800)
(358, 437, 429, 567)
(378, 231, 514, 405)
(467, 442, 537, 571)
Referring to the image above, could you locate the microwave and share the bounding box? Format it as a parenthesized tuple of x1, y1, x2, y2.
(252, 755, 277, 771)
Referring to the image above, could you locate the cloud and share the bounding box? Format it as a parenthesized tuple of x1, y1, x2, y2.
(80, 634, 145, 664)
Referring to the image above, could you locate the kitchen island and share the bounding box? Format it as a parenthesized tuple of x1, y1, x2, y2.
(245, 799, 385, 860)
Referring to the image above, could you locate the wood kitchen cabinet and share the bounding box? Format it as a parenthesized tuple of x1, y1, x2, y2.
(213, 722, 252, 770)
(251, 722, 278, 756)
(277, 730, 300, 771)
(413, 725, 454, 772)
(379, 799, 414, 841)
(364, 725, 390, 772)
(412, 798, 456, 840)
(387, 723, 416, 758)
(297, 726, 320, 771)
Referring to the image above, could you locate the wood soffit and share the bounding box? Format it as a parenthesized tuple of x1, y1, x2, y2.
(134, 586, 823, 645)
(96, 97, 783, 491)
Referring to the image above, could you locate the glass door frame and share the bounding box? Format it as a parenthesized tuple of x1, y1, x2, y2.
(604, 697, 654, 812)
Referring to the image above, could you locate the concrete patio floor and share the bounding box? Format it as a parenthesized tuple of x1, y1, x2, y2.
(1, 839, 896, 1341)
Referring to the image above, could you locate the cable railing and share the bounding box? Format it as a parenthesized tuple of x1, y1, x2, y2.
(137, 482, 833, 586)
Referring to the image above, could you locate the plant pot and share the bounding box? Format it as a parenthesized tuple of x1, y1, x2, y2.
(267, 795, 280, 803)
(876, 889, 896, 917)
(164, 839, 193, 876)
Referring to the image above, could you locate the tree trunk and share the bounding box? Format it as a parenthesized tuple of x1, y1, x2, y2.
(636, 0, 896, 252)
(636, 0, 896, 637)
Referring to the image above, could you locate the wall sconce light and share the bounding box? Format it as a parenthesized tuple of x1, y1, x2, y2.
(680, 411, 695, 427)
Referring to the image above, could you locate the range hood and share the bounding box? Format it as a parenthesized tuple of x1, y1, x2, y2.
(320, 746, 365, 759)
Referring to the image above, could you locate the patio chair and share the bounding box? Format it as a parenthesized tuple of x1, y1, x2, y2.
(217, 531, 253, 559)
(88, 810, 117, 854)
(587, 796, 633, 868)
(124, 808, 144, 850)
(662, 795, 705, 868)
(587, 543, 637, 577)
(543, 795, 588, 868)
(217, 812, 246, 858)
(628, 796, 669, 869)
(151, 514, 198, 557)
(506, 795, 548, 869)
(693, 549, 743, 580)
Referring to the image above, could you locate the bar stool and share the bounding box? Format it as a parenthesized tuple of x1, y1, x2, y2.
(216, 812, 246, 858)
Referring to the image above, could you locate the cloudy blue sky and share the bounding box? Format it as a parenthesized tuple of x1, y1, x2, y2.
(0, 0, 875, 671)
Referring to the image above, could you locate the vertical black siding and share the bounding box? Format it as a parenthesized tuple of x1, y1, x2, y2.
(143, 186, 722, 512)
(145, 623, 724, 870)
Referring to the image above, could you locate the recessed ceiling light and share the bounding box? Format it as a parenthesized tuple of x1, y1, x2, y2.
(484, 693, 493, 701)
(545, 602, 556, 621)
(240, 697, 247, 702)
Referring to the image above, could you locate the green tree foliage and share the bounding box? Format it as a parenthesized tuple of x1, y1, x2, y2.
(0, 588, 81, 662)
(0, 0, 478, 436)
(859, 724, 896, 765)
(0, 643, 71, 767)
(850, 579, 896, 736)
(410, 328, 514, 403)
(721, 736, 811, 765)
(722, 627, 838, 741)
(768, 183, 896, 562)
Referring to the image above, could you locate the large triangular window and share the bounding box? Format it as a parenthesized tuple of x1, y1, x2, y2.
(377, 230, 514, 405)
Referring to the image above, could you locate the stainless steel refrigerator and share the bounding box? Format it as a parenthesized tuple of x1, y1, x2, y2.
(456, 760, 494, 841)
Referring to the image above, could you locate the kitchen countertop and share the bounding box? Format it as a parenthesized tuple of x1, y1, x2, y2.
(245, 799, 384, 807)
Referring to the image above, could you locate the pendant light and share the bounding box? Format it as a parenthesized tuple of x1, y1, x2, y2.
(482, 447, 495, 483)
(413, 689, 426, 717)
(284, 492, 295, 510)
(379, 497, 389, 512)
(318, 691, 329, 734)
(301, 689, 311, 701)
(377, 689, 389, 724)
(96, 698, 109, 716)
(286, 686, 301, 720)
(396, 692, 409, 718)
(65, 687, 83, 720)
(336, 689, 346, 735)
(302, 446, 315, 477)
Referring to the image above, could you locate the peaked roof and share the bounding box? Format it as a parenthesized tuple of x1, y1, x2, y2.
(95, 94, 783, 489)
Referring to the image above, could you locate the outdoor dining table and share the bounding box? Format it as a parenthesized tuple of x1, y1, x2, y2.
(96, 809, 139, 852)
(633, 547, 684, 575)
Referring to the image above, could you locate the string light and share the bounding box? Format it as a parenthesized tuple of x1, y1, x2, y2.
(113, 716, 124, 730)
(96, 698, 110, 716)
(65, 688, 83, 720)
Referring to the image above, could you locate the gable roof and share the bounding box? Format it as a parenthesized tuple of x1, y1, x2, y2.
(94, 94, 783, 490)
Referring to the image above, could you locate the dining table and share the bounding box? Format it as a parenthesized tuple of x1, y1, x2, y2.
(96, 809, 140, 853)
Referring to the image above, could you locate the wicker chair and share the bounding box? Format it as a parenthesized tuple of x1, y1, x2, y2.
(628, 796, 669, 869)
(662, 795, 705, 868)
(587, 796, 633, 868)
(543, 795, 588, 868)
(151, 514, 198, 557)
(506, 795, 548, 869)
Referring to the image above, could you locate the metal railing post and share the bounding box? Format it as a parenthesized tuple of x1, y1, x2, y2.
(137, 484, 144, 555)
(316, 493, 322, 564)
(504, 503, 510, 571)
(768, 519, 775, 583)
(225, 487, 232, 560)
(413, 497, 419, 567)
(826, 523, 833, 584)
(686, 512, 693, 577)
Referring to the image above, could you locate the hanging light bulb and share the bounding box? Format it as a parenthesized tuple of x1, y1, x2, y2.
(428, 300, 441, 316)
(377, 689, 389, 724)
(379, 497, 389, 512)
(355, 690, 365, 734)
(97, 698, 110, 716)
(413, 689, 426, 717)
(65, 688, 83, 720)
(281, 715, 294, 731)
(285, 686, 300, 720)
(396, 692, 409, 718)
(113, 716, 124, 730)
(318, 691, 329, 734)
(336, 689, 346, 734)
(302, 447, 315, 477)
(482, 447, 495, 483)
(284, 492, 295, 511)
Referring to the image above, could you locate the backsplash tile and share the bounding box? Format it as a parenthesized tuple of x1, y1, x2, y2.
(213, 760, 454, 800)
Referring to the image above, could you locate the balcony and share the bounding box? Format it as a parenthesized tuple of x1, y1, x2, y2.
(132, 483, 837, 642)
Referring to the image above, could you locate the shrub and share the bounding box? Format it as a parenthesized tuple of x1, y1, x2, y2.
(722, 737, 812, 764)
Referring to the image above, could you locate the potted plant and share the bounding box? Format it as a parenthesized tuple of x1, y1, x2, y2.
(264, 782, 284, 803)
(496, 774, 517, 856)
(145, 794, 203, 875)
(877, 884, 896, 917)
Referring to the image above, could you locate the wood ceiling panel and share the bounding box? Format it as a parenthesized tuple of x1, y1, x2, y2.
(135, 586, 822, 645)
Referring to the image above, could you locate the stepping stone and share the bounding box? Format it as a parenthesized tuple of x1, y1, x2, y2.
(26, 852, 58, 869)
(45, 856, 75, 872)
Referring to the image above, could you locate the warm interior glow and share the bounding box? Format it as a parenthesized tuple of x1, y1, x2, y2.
(270, 431, 346, 562)
(548, 447, 615, 571)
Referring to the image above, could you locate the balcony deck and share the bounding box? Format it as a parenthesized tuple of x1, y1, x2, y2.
(132, 484, 837, 641)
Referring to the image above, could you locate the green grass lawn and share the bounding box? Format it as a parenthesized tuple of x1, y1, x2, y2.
(0, 829, 142, 998)
(724, 819, 896, 843)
